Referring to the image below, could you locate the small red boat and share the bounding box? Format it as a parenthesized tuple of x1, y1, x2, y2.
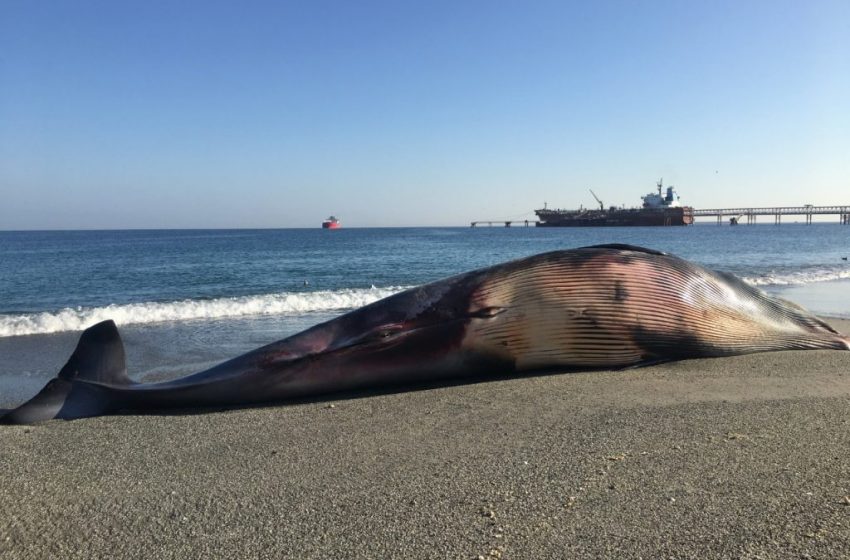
(322, 216, 341, 229)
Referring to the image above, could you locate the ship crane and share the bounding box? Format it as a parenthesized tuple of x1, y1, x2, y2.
(589, 189, 604, 211)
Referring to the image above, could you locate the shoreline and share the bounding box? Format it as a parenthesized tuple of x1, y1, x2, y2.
(2, 321, 849, 558)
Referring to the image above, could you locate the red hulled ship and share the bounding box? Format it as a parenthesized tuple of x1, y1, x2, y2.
(322, 216, 341, 229)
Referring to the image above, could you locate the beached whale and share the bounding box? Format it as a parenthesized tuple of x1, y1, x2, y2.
(3, 244, 848, 424)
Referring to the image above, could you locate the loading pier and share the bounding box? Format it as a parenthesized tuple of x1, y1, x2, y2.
(472, 205, 850, 227)
(470, 220, 537, 227)
(694, 205, 850, 225)
(472, 190, 850, 228)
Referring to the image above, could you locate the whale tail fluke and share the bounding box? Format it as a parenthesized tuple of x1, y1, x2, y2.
(2, 320, 130, 425)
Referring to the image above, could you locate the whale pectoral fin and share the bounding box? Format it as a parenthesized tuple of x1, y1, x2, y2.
(2, 320, 130, 424)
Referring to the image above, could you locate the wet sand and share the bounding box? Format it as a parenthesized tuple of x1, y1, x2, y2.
(2, 320, 849, 559)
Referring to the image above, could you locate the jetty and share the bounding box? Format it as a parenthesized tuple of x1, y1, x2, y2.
(472, 204, 850, 227)
(694, 205, 850, 225)
(469, 220, 537, 228)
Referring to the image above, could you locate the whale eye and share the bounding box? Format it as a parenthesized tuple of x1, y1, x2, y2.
(366, 323, 405, 342)
(470, 306, 506, 319)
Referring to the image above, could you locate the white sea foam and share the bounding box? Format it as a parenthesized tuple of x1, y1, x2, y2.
(742, 268, 850, 287)
(0, 286, 410, 337)
(4, 266, 849, 338)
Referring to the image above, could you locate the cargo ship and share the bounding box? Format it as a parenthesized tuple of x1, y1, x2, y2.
(535, 180, 694, 227)
(322, 216, 341, 229)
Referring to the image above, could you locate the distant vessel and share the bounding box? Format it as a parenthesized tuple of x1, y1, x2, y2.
(322, 216, 341, 229)
(535, 180, 694, 227)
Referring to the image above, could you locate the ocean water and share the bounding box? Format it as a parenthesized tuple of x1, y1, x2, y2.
(2, 225, 849, 406)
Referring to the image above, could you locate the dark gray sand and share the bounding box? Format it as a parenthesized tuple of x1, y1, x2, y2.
(2, 320, 850, 559)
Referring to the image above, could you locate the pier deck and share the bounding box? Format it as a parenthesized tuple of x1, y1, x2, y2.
(470, 220, 538, 227)
(472, 205, 850, 227)
(694, 205, 850, 225)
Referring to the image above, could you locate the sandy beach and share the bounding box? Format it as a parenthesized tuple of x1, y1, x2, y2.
(2, 320, 849, 559)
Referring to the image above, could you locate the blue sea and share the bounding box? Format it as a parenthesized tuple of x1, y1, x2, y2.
(1, 225, 849, 407)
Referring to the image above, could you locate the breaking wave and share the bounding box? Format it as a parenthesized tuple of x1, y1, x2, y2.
(3, 265, 849, 338)
(741, 268, 850, 287)
(0, 286, 411, 337)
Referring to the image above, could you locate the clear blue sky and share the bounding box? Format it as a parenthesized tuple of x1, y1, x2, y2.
(1, 0, 848, 228)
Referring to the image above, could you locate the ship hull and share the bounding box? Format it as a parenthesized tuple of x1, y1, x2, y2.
(535, 207, 693, 227)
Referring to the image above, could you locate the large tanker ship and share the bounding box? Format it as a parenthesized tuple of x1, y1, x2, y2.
(535, 180, 694, 227)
